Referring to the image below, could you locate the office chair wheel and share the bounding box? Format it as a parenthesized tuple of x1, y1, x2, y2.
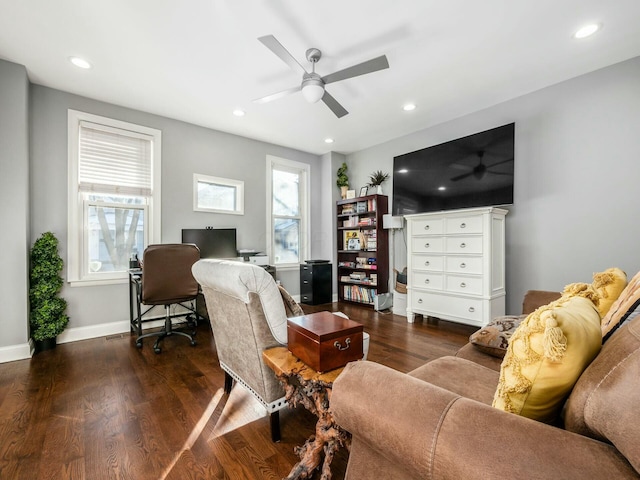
(190, 340, 197, 347)
(136, 341, 142, 348)
(154, 346, 162, 354)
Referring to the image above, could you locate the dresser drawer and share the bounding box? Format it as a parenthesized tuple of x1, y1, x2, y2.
(411, 255, 444, 271)
(445, 215, 483, 234)
(412, 236, 444, 253)
(411, 292, 484, 323)
(412, 271, 443, 290)
(411, 218, 443, 235)
(445, 236, 483, 254)
(445, 256, 483, 275)
(445, 275, 483, 295)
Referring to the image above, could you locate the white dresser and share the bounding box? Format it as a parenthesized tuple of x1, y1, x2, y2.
(405, 207, 508, 327)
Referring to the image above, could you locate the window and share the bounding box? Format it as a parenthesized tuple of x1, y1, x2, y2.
(68, 110, 161, 284)
(266, 156, 310, 267)
(193, 173, 244, 215)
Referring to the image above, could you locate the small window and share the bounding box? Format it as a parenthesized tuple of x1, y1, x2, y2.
(193, 174, 244, 215)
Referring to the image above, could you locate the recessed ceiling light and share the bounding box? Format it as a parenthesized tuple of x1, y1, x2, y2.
(403, 104, 416, 111)
(69, 56, 92, 69)
(574, 23, 601, 39)
(438, 186, 446, 191)
(324, 138, 334, 144)
(398, 168, 409, 174)
(233, 109, 245, 117)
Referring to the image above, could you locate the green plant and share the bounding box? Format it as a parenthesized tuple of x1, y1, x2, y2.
(367, 170, 390, 187)
(30, 232, 69, 341)
(336, 162, 349, 188)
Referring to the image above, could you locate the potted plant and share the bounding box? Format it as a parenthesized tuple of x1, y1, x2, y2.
(367, 170, 390, 194)
(336, 162, 349, 199)
(30, 231, 69, 352)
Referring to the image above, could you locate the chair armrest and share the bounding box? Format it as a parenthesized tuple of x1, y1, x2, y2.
(332, 361, 637, 479)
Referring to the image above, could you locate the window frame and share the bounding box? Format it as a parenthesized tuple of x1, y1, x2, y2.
(67, 110, 162, 286)
(265, 155, 310, 269)
(193, 173, 244, 215)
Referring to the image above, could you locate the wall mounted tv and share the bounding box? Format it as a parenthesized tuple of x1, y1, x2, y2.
(392, 123, 514, 215)
(181, 228, 237, 259)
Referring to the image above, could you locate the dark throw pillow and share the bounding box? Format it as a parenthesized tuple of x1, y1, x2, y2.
(469, 314, 527, 358)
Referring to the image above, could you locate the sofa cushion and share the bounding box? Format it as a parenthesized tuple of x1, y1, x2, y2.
(410, 356, 499, 405)
(601, 269, 640, 340)
(592, 267, 627, 318)
(493, 283, 602, 423)
(469, 314, 527, 358)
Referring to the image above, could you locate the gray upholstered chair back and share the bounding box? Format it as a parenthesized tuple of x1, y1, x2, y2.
(191, 259, 287, 408)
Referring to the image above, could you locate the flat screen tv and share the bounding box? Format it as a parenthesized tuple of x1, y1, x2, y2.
(181, 228, 237, 259)
(392, 123, 514, 215)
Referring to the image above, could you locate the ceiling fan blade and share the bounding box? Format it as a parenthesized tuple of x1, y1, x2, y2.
(258, 35, 308, 75)
(322, 55, 389, 85)
(253, 85, 301, 104)
(321, 90, 348, 118)
(450, 171, 474, 182)
(484, 158, 514, 169)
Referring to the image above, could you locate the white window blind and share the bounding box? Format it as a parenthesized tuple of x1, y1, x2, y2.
(78, 121, 153, 196)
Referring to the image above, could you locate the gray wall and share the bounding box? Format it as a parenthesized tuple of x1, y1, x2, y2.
(347, 56, 640, 314)
(0, 60, 30, 351)
(29, 85, 321, 331)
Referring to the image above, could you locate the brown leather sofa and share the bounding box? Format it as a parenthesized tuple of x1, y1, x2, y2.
(332, 290, 640, 479)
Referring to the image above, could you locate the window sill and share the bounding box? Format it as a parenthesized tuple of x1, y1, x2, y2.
(68, 277, 128, 287)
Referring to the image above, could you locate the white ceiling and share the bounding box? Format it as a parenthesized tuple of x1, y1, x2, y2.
(1, 1, 640, 155)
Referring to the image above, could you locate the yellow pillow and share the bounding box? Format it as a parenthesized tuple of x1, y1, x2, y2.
(492, 283, 602, 423)
(592, 267, 627, 318)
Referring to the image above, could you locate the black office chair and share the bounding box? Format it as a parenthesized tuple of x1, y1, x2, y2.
(133, 243, 200, 353)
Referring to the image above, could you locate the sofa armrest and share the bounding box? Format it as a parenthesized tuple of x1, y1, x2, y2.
(332, 361, 637, 479)
(522, 289, 561, 314)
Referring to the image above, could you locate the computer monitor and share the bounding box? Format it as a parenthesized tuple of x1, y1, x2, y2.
(181, 228, 237, 259)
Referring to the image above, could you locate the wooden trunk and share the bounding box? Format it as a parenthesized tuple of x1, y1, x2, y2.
(287, 312, 363, 373)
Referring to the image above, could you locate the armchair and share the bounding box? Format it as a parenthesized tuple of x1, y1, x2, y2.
(191, 259, 290, 442)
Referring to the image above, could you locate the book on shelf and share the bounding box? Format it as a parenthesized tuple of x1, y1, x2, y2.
(356, 201, 367, 213)
(344, 230, 360, 250)
(343, 285, 377, 304)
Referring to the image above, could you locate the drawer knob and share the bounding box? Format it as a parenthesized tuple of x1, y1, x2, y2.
(334, 338, 351, 351)
(425, 242, 430, 248)
(460, 242, 466, 248)
(460, 222, 466, 229)
(460, 282, 466, 288)
(424, 279, 430, 284)
(460, 262, 466, 268)
(424, 225, 430, 230)
(417, 298, 423, 304)
(424, 260, 430, 266)
(468, 307, 475, 312)
(303, 280, 308, 284)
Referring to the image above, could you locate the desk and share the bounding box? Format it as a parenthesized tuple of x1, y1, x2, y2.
(262, 346, 350, 480)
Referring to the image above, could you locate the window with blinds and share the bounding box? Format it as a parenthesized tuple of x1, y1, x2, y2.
(68, 110, 162, 284)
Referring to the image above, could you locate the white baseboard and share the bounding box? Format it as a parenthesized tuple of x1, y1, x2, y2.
(58, 317, 169, 344)
(0, 342, 32, 363)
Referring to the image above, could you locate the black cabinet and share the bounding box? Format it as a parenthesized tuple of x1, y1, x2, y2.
(300, 263, 332, 305)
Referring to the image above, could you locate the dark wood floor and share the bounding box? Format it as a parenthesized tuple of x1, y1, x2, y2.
(0, 303, 476, 480)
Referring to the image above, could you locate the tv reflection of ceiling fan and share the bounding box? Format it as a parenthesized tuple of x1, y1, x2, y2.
(254, 35, 389, 118)
(450, 151, 514, 182)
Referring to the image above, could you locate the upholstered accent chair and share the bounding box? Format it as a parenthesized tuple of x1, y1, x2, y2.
(191, 259, 291, 442)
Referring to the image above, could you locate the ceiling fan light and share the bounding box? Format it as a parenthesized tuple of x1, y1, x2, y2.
(302, 84, 324, 103)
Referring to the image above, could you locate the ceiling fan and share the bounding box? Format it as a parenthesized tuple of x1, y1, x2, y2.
(254, 35, 389, 118)
(450, 151, 514, 182)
